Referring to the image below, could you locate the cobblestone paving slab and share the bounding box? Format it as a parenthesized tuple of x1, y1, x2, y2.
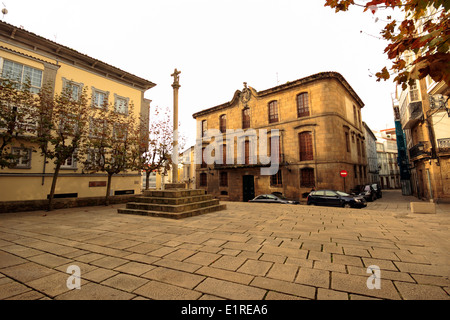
(0, 190, 449, 300)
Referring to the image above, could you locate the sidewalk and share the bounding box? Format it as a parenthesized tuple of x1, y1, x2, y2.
(0, 192, 449, 300)
(366, 189, 450, 215)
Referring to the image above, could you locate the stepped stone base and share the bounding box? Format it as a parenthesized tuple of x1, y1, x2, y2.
(117, 188, 226, 219)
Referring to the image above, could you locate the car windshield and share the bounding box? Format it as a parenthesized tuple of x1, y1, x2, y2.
(336, 191, 351, 197)
(276, 194, 287, 199)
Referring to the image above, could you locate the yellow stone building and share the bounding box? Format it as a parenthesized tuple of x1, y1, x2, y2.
(192, 72, 369, 202)
(0, 21, 155, 203)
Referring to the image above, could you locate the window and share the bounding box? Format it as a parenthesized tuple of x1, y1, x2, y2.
(200, 173, 207, 186)
(345, 132, 350, 152)
(270, 170, 283, 187)
(10, 147, 31, 168)
(201, 120, 207, 137)
(67, 83, 81, 101)
(1, 59, 42, 93)
(242, 108, 250, 129)
(62, 152, 77, 169)
(297, 93, 309, 117)
(353, 105, 358, 125)
(221, 144, 227, 165)
(300, 168, 315, 188)
(219, 115, 226, 133)
(269, 136, 281, 161)
(114, 95, 129, 114)
(89, 117, 105, 139)
(113, 123, 128, 141)
(8, 105, 37, 133)
(201, 147, 207, 168)
(59, 113, 79, 136)
(220, 172, 228, 187)
(245, 140, 250, 165)
(354, 165, 358, 178)
(409, 81, 420, 101)
(268, 101, 279, 123)
(86, 148, 105, 168)
(61, 78, 83, 101)
(299, 131, 313, 161)
(92, 88, 108, 108)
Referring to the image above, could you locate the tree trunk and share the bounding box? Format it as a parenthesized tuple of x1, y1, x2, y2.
(105, 172, 113, 206)
(145, 170, 150, 190)
(48, 162, 62, 211)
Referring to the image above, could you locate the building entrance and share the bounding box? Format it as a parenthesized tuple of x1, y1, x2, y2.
(243, 175, 255, 202)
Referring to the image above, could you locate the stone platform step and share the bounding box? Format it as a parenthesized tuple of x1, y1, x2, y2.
(118, 188, 226, 219)
(125, 199, 220, 213)
(143, 189, 205, 198)
(118, 203, 227, 219)
(133, 194, 213, 205)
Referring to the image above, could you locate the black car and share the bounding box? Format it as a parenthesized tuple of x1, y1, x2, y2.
(249, 194, 299, 204)
(357, 184, 378, 202)
(307, 190, 366, 208)
(371, 183, 382, 199)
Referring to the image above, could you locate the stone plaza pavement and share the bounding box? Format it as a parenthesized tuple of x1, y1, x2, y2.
(0, 189, 449, 300)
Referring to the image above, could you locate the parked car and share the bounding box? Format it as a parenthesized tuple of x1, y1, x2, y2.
(249, 194, 299, 204)
(307, 190, 367, 208)
(371, 183, 382, 199)
(356, 184, 378, 202)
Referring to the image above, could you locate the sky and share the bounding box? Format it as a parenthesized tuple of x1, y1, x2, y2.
(2, 0, 403, 147)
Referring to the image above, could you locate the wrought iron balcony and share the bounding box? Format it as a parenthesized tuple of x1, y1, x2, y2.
(409, 142, 429, 160)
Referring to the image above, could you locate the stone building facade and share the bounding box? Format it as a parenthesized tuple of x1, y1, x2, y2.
(0, 21, 155, 202)
(362, 122, 379, 184)
(192, 72, 369, 202)
(396, 74, 450, 202)
(374, 129, 401, 189)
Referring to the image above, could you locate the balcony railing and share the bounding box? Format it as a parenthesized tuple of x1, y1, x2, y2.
(409, 142, 429, 160)
(401, 99, 423, 129)
(437, 138, 450, 153)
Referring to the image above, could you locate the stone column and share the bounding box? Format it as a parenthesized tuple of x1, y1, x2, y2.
(165, 68, 185, 190)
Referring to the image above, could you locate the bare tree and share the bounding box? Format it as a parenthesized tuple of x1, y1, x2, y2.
(139, 105, 173, 190)
(83, 100, 140, 205)
(34, 84, 91, 211)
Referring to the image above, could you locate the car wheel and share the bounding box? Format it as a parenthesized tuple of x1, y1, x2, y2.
(343, 203, 351, 208)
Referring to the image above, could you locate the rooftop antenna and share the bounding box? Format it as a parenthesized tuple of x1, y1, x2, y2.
(1, 3, 8, 20)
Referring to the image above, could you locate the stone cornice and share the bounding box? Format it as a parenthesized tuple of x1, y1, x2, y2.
(0, 21, 156, 91)
(192, 71, 364, 119)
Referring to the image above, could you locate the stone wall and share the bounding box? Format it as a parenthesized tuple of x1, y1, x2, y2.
(0, 194, 136, 214)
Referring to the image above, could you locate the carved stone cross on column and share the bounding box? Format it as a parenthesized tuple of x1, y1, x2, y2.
(171, 68, 181, 87)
